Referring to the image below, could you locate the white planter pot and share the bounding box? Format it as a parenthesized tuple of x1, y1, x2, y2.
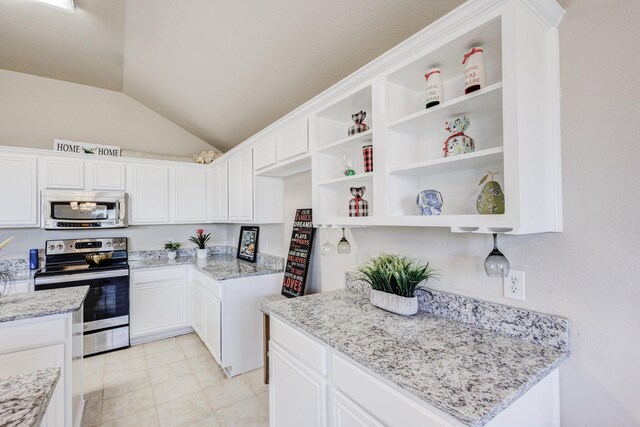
(196, 248, 208, 259)
(369, 289, 418, 316)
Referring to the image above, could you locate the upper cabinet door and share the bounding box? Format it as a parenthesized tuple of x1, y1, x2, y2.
(253, 136, 277, 170)
(0, 154, 39, 228)
(87, 161, 126, 191)
(209, 161, 229, 222)
(42, 158, 84, 189)
(126, 164, 169, 224)
(171, 167, 207, 223)
(228, 149, 254, 221)
(276, 117, 308, 162)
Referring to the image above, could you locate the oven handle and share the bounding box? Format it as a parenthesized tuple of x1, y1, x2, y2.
(35, 269, 129, 285)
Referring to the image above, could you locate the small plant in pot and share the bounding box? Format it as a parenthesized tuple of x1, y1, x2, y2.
(164, 240, 181, 260)
(189, 229, 211, 259)
(358, 254, 436, 316)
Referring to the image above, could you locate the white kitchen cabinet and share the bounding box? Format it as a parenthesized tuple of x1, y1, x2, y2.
(0, 153, 38, 227)
(41, 157, 85, 190)
(191, 280, 205, 337)
(331, 389, 384, 427)
(171, 166, 207, 223)
(270, 342, 327, 427)
(253, 135, 277, 170)
(126, 163, 169, 225)
(87, 161, 126, 191)
(276, 116, 308, 162)
(208, 160, 229, 222)
(130, 268, 189, 341)
(228, 149, 254, 221)
(203, 290, 221, 364)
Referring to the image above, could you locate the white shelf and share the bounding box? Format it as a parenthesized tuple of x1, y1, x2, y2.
(389, 146, 503, 176)
(318, 171, 374, 186)
(388, 82, 503, 134)
(318, 130, 373, 153)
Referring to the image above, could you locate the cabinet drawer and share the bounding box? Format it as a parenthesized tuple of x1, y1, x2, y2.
(202, 276, 221, 298)
(276, 117, 308, 161)
(270, 316, 326, 375)
(0, 317, 67, 352)
(132, 267, 188, 285)
(331, 354, 458, 427)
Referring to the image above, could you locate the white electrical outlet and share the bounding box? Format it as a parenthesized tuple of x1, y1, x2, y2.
(503, 270, 525, 301)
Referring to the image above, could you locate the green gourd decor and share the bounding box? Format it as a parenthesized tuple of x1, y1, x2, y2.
(476, 171, 505, 214)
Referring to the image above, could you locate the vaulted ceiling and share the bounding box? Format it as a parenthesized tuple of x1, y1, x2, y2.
(0, 0, 467, 152)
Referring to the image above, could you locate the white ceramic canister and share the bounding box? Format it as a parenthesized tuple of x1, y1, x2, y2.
(424, 68, 444, 108)
(463, 47, 486, 94)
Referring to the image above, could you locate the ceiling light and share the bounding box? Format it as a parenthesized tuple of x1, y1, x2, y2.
(30, 0, 76, 13)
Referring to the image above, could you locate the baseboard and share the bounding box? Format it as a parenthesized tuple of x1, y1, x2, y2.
(130, 327, 194, 345)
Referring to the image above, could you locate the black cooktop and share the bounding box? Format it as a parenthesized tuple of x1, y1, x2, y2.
(35, 261, 129, 277)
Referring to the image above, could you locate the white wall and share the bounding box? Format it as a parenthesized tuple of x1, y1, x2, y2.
(308, 1, 640, 425)
(0, 224, 228, 259)
(0, 69, 216, 158)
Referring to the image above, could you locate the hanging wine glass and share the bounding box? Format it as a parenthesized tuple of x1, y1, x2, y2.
(484, 233, 510, 277)
(320, 227, 336, 257)
(336, 228, 351, 255)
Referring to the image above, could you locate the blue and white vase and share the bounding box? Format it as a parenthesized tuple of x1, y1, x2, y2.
(416, 190, 443, 216)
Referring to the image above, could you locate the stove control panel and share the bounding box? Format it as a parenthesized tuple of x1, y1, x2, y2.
(45, 238, 127, 255)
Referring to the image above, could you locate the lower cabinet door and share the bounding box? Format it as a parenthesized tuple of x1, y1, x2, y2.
(191, 282, 205, 338)
(331, 389, 384, 427)
(0, 344, 65, 427)
(270, 343, 326, 427)
(204, 291, 221, 363)
(132, 280, 188, 338)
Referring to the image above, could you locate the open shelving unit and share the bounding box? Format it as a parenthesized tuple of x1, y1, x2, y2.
(309, 4, 563, 233)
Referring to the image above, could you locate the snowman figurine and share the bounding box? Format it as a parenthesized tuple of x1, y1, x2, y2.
(443, 115, 475, 157)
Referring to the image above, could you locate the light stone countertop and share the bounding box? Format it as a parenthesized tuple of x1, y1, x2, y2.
(0, 286, 88, 323)
(263, 289, 569, 427)
(0, 367, 60, 427)
(129, 253, 284, 281)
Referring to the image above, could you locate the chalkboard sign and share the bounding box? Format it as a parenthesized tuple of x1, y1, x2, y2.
(282, 209, 315, 298)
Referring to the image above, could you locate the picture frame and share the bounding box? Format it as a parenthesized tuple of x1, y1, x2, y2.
(237, 226, 259, 263)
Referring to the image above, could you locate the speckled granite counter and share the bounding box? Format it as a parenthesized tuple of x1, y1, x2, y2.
(0, 367, 60, 427)
(129, 253, 284, 281)
(263, 289, 569, 426)
(0, 286, 88, 323)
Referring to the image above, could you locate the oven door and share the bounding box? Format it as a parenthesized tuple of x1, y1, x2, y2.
(42, 191, 126, 229)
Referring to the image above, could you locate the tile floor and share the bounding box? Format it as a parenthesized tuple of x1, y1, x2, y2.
(81, 333, 269, 427)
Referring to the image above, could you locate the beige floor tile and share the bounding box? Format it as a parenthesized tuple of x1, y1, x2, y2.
(189, 414, 222, 426)
(84, 354, 106, 370)
(148, 359, 193, 386)
(242, 369, 269, 395)
(99, 407, 160, 427)
(176, 333, 201, 347)
(257, 391, 269, 407)
(203, 376, 256, 412)
(84, 388, 103, 403)
(152, 374, 201, 405)
(81, 399, 102, 427)
(143, 337, 180, 355)
(146, 347, 186, 369)
(105, 345, 145, 364)
(189, 355, 226, 388)
(215, 396, 269, 427)
(83, 366, 105, 388)
(180, 341, 211, 359)
(103, 356, 147, 380)
(103, 369, 151, 399)
(156, 391, 213, 427)
(100, 386, 155, 422)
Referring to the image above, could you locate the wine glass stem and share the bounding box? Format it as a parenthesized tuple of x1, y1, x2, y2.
(493, 233, 498, 250)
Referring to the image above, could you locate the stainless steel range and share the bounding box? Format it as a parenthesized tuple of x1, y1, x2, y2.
(34, 237, 130, 356)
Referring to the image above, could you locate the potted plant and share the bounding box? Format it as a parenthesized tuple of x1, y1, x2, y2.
(358, 254, 436, 316)
(189, 229, 211, 259)
(164, 240, 181, 260)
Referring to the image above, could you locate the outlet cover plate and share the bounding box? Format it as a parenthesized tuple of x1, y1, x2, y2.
(503, 270, 525, 301)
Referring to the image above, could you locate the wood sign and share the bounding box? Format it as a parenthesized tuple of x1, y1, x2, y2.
(282, 208, 315, 298)
(53, 139, 121, 157)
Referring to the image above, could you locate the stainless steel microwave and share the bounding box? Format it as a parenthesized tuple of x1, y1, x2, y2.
(42, 191, 127, 229)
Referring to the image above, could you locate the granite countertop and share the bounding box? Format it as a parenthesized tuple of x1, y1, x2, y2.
(0, 367, 60, 427)
(129, 253, 283, 281)
(263, 290, 569, 427)
(0, 286, 89, 323)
